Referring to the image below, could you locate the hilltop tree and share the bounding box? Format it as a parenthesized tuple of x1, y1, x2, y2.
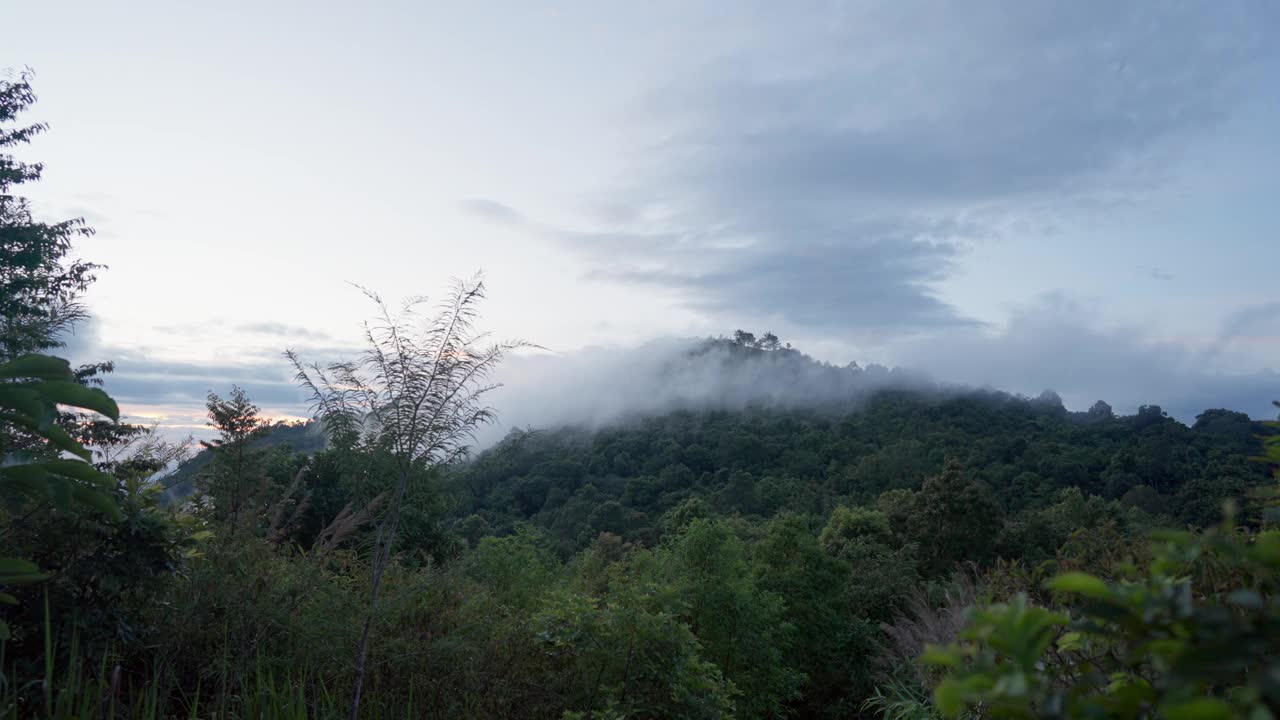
(1086, 400, 1114, 422)
(729, 329, 784, 351)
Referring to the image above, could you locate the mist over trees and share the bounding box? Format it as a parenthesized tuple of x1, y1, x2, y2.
(2, 73, 1280, 720)
(473, 332, 932, 447)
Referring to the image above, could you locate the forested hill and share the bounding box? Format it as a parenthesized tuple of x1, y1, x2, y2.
(156, 333, 1274, 559)
(134, 334, 1275, 716)
(450, 387, 1272, 557)
(160, 418, 326, 499)
(480, 334, 944, 439)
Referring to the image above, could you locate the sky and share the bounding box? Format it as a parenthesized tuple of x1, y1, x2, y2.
(6, 1, 1280, 438)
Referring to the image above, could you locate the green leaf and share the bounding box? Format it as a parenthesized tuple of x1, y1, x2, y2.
(0, 557, 47, 585)
(0, 461, 119, 517)
(33, 381, 120, 420)
(1057, 631, 1084, 651)
(1147, 639, 1186, 662)
(0, 558, 41, 574)
(0, 462, 51, 488)
(0, 411, 92, 459)
(1164, 698, 1234, 720)
(70, 484, 122, 520)
(934, 677, 966, 718)
(1046, 572, 1111, 599)
(921, 645, 960, 667)
(42, 459, 114, 487)
(0, 354, 73, 381)
(1247, 704, 1275, 720)
(0, 386, 56, 428)
(993, 671, 1029, 697)
(0, 592, 17, 604)
(49, 476, 72, 511)
(0, 466, 54, 505)
(39, 422, 93, 460)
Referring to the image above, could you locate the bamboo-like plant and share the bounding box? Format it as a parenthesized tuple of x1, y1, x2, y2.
(287, 274, 527, 719)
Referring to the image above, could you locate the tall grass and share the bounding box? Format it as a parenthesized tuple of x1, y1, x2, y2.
(0, 597, 356, 719)
(1, 652, 350, 719)
(861, 678, 941, 720)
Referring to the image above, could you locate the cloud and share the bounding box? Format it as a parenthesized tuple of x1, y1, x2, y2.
(602, 238, 970, 331)
(1139, 266, 1175, 282)
(59, 316, 106, 364)
(99, 356, 307, 409)
(487, 2, 1277, 334)
(235, 322, 335, 342)
(151, 320, 226, 336)
(884, 295, 1280, 421)
(150, 321, 336, 342)
(472, 295, 1279, 449)
(478, 338, 928, 446)
(58, 318, 311, 424)
(1202, 301, 1280, 368)
(65, 308, 1278, 452)
(460, 198, 528, 226)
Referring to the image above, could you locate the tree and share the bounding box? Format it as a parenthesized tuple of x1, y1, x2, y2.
(820, 505, 920, 622)
(664, 518, 802, 718)
(909, 459, 1003, 575)
(1134, 404, 1169, 430)
(0, 70, 99, 361)
(1086, 400, 1114, 423)
(199, 386, 269, 525)
(536, 581, 734, 719)
(1033, 390, 1065, 413)
(0, 70, 147, 476)
(289, 275, 526, 719)
(1258, 401, 1279, 527)
(755, 513, 871, 715)
(819, 506, 895, 553)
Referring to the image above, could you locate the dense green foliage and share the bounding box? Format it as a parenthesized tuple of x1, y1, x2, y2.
(449, 390, 1268, 561)
(8, 373, 1271, 718)
(2, 72, 1278, 719)
(927, 524, 1280, 718)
